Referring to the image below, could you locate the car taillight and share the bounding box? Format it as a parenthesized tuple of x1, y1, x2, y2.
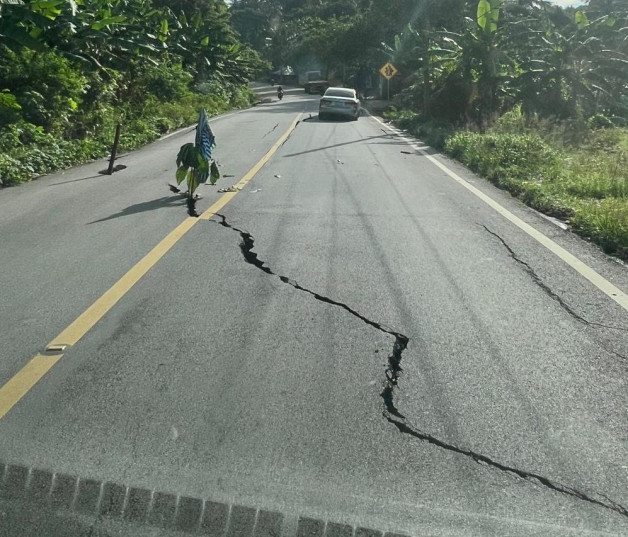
(321, 99, 331, 105)
(343, 101, 354, 106)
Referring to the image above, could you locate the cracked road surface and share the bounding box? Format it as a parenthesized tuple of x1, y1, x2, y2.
(213, 213, 628, 521)
(1, 90, 627, 536)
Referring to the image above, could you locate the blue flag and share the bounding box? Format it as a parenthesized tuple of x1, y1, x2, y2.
(195, 108, 216, 162)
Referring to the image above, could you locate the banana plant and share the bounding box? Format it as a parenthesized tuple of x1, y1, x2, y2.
(0, 0, 168, 67)
(175, 142, 220, 216)
(515, 8, 628, 119)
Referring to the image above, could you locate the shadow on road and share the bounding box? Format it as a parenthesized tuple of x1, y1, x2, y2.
(87, 195, 185, 224)
(250, 99, 318, 114)
(282, 133, 403, 158)
(302, 116, 354, 124)
(49, 174, 104, 186)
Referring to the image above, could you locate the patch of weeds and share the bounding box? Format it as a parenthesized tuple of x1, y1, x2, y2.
(444, 122, 628, 259)
(570, 198, 628, 258)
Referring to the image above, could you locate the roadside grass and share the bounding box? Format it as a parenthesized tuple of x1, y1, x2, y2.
(384, 108, 628, 260)
(0, 87, 257, 187)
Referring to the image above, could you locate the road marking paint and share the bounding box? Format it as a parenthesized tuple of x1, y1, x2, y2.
(48, 216, 198, 348)
(0, 354, 63, 420)
(369, 114, 628, 312)
(0, 113, 303, 420)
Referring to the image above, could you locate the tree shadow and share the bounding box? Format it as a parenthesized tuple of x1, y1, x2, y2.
(315, 116, 356, 123)
(250, 99, 318, 114)
(50, 174, 104, 186)
(282, 134, 392, 157)
(87, 195, 185, 224)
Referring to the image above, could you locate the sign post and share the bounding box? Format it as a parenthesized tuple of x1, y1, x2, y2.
(378, 62, 398, 101)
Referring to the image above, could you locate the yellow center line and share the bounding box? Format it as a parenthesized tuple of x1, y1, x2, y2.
(0, 112, 302, 421)
(369, 114, 628, 313)
(49, 216, 198, 348)
(0, 354, 63, 419)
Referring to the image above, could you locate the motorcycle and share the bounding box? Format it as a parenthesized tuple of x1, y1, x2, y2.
(277, 87, 284, 100)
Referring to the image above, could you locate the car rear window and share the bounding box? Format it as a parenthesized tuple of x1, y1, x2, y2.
(324, 89, 355, 98)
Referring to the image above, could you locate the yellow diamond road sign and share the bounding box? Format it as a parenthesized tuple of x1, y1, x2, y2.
(379, 62, 398, 80)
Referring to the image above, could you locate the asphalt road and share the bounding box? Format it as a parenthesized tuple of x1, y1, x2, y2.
(1, 88, 627, 537)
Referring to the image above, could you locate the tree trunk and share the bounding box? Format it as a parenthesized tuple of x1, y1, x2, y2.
(421, 39, 430, 117)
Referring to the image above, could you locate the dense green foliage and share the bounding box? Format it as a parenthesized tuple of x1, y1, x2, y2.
(233, 0, 627, 126)
(0, 0, 265, 185)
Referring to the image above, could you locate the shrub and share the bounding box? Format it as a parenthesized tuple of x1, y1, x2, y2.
(0, 47, 88, 135)
(570, 199, 628, 257)
(414, 120, 456, 150)
(587, 114, 614, 130)
(384, 110, 455, 150)
(384, 109, 420, 126)
(230, 86, 258, 108)
(125, 60, 194, 102)
(0, 154, 27, 186)
(0, 120, 110, 185)
(490, 105, 527, 135)
(445, 132, 562, 181)
(0, 91, 22, 126)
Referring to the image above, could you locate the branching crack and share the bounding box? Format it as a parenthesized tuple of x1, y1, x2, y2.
(263, 123, 279, 138)
(212, 214, 628, 520)
(212, 214, 405, 339)
(483, 226, 628, 333)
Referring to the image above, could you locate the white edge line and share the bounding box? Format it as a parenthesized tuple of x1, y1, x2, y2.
(367, 112, 628, 313)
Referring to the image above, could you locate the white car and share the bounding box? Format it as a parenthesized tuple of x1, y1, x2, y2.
(319, 87, 360, 121)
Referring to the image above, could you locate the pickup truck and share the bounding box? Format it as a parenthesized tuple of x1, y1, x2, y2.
(303, 71, 330, 94)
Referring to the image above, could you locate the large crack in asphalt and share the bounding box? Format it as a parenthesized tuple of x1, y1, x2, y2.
(211, 213, 628, 520)
(212, 214, 406, 341)
(483, 225, 628, 335)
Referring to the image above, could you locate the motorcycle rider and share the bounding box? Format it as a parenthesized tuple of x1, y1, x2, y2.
(277, 86, 284, 100)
